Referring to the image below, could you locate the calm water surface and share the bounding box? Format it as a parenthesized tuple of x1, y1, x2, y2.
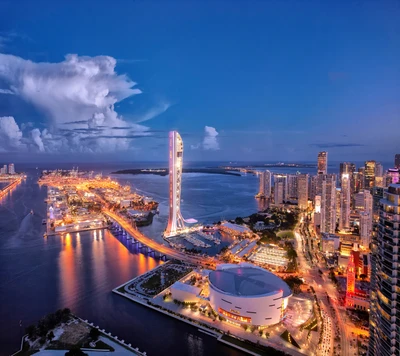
(0, 166, 247, 356)
(2, 160, 388, 355)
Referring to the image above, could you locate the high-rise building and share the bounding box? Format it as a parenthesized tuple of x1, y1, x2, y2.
(386, 168, 399, 185)
(297, 174, 309, 209)
(256, 170, 272, 198)
(256, 171, 266, 198)
(372, 187, 385, 218)
(369, 184, 400, 356)
(364, 160, 376, 189)
(265, 171, 272, 198)
(355, 167, 365, 193)
(345, 252, 356, 307)
(339, 173, 351, 231)
(8, 163, 15, 175)
(274, 181, 285, 205)
(274, 174, 287, 203)
(374, 162, 384, 187)
(317, 151, 328, 175)
(340, 162, 356, 184)
(320, 174, 336, 234)
(359, 212, 372, 248)
(309, 175, 318, 202)
(375, 162, 383, 178)
(165, 131, 186, 237)
(287, 174, 298, 199)
(395, 154, 400, 169)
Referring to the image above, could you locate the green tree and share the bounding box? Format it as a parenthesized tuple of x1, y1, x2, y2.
(65, 346, 88, 356)
(47, 331, 55, 341)
(26, 325, 37, 339)
(89, 327, 100, 341)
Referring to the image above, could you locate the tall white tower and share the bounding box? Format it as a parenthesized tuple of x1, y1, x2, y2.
(165, 131, 185, 237)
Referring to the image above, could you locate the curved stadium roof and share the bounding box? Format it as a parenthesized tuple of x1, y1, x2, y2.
(209, 265, 292, 298)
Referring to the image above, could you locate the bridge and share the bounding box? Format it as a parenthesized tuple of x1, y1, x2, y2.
(103, 210, 216, 267)
(0, 178, 22, 199)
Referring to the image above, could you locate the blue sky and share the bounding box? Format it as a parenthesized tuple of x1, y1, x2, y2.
(0, 0, 399, 163)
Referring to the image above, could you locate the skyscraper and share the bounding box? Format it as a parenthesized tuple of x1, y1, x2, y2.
(287, 174, 298, 199)
(265, 171, 272, 198)
(340, 162, 356, 200)
(359, 212, 372, 248)
(340, 162, 356, 183)
(317, 151, 328, 175)
(395, 154, 400, 169)
(165, 131, 185, 237)
(256, 170, 272, 198)
(320, 174, 336, 234)
(274, 174, 287, 204)
(369, 184, 400, 356)
(274, 181, 284, 205)
(339, 173, 351, 231)
(256, 171, 266, 198)
(374, 162, 384, 187)
(355, 167, 365, 193)
(8, 163, 15, 175)
(364, 160, 376, 189)
(387, 168, 399, 185)
(345, 252, 356, 308)
(297, 174, 309, 209)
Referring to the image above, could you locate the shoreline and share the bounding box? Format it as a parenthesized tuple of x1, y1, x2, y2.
(112, 269, 301, 356)
(111, 168, 241, 176)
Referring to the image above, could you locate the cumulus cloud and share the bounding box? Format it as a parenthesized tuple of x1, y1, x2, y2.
(0, 116, 23, 151)
(203, 126, 219, 150)
(190, 126, 220, 151)
(31, 128, 45, 152)
(0, 53, 167, 154)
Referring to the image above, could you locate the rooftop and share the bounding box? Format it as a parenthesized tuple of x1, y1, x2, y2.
(209, 263, 291, 298)
(171, 281, 201, 295)
(221, 222, 251, 233)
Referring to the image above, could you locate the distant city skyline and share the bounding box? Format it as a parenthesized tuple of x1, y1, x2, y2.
(0, 1, 399, 162)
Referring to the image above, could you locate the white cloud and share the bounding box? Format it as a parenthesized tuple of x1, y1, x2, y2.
(134, 101, 171, 123)
(0, 116, 23, 151)
(0, 53, 160, 153)
(203, 126, 219, 150)
(31, 128, 45, 152)
(0, 88, 14, 95)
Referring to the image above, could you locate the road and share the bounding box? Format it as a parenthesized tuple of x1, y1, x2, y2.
(294, 215, 368, 356)
(103, 210, 216, 266)
(294, 219, 339, 356)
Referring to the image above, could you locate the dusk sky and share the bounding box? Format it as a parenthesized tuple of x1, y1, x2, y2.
(0, 0, 399, 162)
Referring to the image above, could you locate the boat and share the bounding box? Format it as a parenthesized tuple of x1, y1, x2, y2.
(30, 209, 34, 215)
(42, 219, 47, 225)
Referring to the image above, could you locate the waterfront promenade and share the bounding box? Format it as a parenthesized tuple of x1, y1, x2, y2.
(103, 209, 216, 266)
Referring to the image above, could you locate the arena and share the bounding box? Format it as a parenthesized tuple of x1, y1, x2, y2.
(208, 263, 292, 326)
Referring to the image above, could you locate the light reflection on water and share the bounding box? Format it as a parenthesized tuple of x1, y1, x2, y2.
(0, 167, 245, 356)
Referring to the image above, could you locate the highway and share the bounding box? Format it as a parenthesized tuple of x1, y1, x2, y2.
(103, 210, 216, 266)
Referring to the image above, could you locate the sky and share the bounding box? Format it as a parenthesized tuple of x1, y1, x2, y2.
(0, 0, 399, 163)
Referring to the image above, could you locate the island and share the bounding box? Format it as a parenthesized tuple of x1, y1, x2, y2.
(111, 168, 241, 176)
